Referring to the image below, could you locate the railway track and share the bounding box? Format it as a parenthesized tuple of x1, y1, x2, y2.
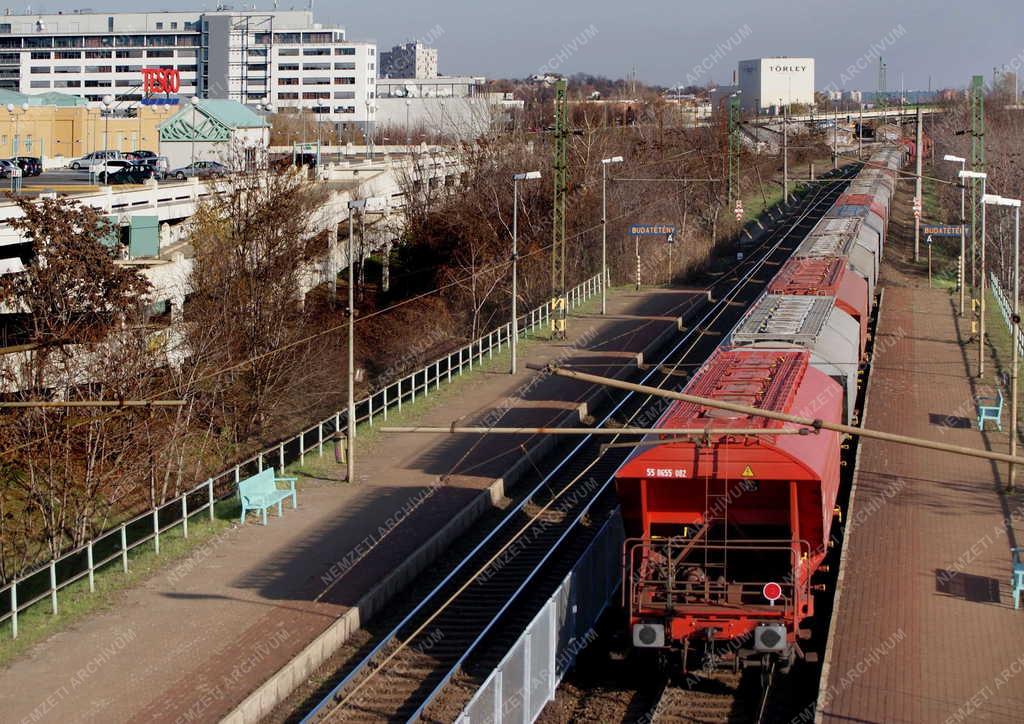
(635, 656, 792, 724)
(298, 168, 857, 723)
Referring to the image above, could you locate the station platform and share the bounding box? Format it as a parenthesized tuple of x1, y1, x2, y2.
(0, 285, 700, 724)
(818, 239, 1024, 719)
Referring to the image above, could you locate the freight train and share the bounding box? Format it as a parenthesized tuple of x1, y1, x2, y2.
(616, 148, 904, 672)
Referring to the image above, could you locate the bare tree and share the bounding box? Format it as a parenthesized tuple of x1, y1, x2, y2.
(183, 168, 332, 444)
(0, 197, 161, 576)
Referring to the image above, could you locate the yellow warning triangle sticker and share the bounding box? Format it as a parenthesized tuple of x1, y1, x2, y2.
(741, 465, 755, 478)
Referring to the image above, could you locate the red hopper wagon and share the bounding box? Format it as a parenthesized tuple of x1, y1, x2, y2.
(615, 348, 844, 669)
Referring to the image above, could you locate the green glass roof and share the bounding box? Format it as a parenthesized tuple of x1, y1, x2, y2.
(0, 89, 87, 107)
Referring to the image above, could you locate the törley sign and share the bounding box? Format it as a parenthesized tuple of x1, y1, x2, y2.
(768, 64, 808, 73)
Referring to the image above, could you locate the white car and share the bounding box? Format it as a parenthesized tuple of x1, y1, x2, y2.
(92, 159, 138, 182)
(70, 150, 123, 170)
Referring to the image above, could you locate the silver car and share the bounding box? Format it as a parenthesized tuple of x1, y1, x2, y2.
(0, 159, 21, 179)
(170, 160, 230, 180)
(70, 150, 123, 170)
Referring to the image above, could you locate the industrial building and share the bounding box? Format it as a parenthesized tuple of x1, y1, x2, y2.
(379, 42, 438, 79)
(0, 9, 377, 126)
(737, 57, 815, 112)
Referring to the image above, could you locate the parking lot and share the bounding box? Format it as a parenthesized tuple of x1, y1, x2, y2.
(2, 166, 193, 198)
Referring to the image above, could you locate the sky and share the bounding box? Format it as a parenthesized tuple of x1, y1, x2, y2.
(23, 1, 1024, 90)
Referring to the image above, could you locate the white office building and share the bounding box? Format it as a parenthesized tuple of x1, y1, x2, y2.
(737, 57, 815, 112)
(0, 9, 377, 126)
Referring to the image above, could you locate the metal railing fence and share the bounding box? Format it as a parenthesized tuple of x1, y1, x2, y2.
(990, 271, 1024, 359)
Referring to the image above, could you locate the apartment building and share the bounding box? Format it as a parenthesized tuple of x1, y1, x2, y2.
(379, 42, 438, 79)
(0, 9, 377, 125)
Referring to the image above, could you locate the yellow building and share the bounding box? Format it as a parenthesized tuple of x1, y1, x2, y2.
(0, 89, 168, 162)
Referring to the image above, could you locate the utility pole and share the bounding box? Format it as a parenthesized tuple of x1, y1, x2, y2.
(943, 155, 967, 316)
(983, 194, 1022, 490)
(782, 100, 788, 204)
(981, 174, 988, 377)
(511, 171, 541, 374)
(971, 75, 986, 317)
(600, 156, 624, 314)
(914, 105, 923, 262)
(858, 104, 863, 160)
(727, 94, 741, 205)
(550, 78, 568, 339)
(346, 204, 357, 484)
(343, 196, 386, 482)
(833, 103, 838, 170)
(1013, 200, 1020, 491)
(962, 169, 988, 372)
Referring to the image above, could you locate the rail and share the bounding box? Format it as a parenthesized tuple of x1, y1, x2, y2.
(0, 273, 604, 639)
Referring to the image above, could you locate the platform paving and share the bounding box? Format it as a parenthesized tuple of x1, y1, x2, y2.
(0, 285, 699, 724)
(818, 216, 1024, 722)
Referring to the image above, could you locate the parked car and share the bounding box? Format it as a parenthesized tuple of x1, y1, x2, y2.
(70, 150, 123, 170)
(94, 159, 136, 183)
(170, 160, 230, 180)
(10, 156, 41, 176)
(135, 155, 170, 179)
(126, 150, 157, 161)
(104, 164, 156, 185)
(0, 159, 20, 179)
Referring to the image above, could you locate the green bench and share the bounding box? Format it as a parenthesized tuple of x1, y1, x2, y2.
(977, 388, 1004, 431)
(238, 468, 298, 525)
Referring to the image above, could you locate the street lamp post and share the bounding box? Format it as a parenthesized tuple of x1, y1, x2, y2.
(962, 170, 988, 375)
(405, 99, 412, 145)
(511, 171, 541, 374)
(600, 156, 624, 315)
(6, 101, 27, 156)
(345, 195, 387, 482)
(944, 154, 967, 316)
(984, 193, 1022, 491)
(189, 95, 200, 174)
(101, 95, 114, 154)
(365, 100, 376, 161)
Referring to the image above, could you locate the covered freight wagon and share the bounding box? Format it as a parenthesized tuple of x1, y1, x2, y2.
(729, 295, 861, 423)
(768, 256, 870, 357)
(794, 217, 879, 298)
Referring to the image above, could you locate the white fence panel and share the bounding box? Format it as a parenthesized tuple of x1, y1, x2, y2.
(456, 512, 624, 723)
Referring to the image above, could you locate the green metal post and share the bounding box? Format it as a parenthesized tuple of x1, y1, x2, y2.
(551, 78, 568, 339)
(728, 95, 741, 206)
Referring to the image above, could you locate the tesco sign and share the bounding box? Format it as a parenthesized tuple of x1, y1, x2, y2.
(141, 68, 181, 106)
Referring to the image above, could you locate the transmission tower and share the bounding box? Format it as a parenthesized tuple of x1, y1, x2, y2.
(728, 95, 741, 206)
(550, 77, 569, 338)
